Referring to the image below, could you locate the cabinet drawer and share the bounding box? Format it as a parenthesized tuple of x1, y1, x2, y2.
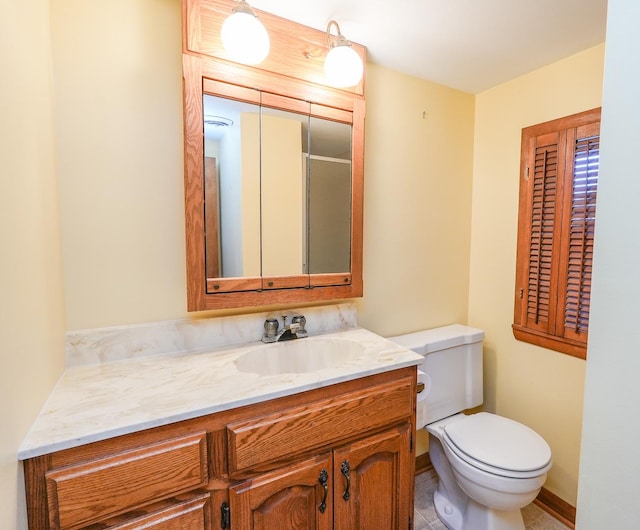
(89, 494, 211, 530)
(227, 378, 414, 473)
(46, 432, 208, 530)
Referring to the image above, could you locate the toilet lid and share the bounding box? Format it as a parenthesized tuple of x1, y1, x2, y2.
(443, 413, 552, 473)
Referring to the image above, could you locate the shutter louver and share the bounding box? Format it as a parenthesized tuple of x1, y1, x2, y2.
(564, 134, 598, 334)
(527, 143, 558, 328)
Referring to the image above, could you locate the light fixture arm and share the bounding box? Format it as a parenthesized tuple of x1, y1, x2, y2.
(326, 19, 351, 49)
(232, 0, 258, 17)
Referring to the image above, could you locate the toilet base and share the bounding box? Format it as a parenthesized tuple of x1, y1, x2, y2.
(433, 487, 463, 529)
(462, 499, 525, 530)
(434, 488, 525, 530)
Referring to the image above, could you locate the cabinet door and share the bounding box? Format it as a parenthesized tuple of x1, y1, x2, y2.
(333, 424, 414, 530)
(229, 453, 333, 530)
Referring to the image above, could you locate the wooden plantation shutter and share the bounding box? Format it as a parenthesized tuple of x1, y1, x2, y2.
(513, 108, 601, 359)
(560, 124, 599, 342)
(524, 131, 564, 334)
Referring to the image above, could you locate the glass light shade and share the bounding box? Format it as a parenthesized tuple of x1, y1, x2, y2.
(324, 44, 363, 88)
(221, 11, 270, 65)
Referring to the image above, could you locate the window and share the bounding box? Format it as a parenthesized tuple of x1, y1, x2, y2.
(513, 108, 601, 359)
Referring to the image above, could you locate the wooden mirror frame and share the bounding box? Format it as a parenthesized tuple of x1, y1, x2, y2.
(182, 0, 366, 311)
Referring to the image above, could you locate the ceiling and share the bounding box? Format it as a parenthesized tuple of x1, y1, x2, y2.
(249, 0, 608, 94)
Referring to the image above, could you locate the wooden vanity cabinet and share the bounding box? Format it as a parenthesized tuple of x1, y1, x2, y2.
(23, 367, 416, 530)
(228, 424, 413, 530)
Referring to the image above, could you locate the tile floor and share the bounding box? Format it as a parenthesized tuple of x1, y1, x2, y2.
(413, 468, 571, 530)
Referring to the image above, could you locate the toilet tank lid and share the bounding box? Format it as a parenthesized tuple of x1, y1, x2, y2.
(388, 324, 484, 355)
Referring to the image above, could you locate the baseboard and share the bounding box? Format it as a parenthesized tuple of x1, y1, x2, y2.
(534, 487, 576, 529)
(415, 452, 433, 475)
(415, 453, 576, 528)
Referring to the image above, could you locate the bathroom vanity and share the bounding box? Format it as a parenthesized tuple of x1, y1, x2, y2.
(19, 2, 403, 527)
(20, 327, 422, 530)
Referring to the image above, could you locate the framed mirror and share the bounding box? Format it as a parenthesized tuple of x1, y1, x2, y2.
(182, 15, 365, 311)
(203, 93, 353, 283)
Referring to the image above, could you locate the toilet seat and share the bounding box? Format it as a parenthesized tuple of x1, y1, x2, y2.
(442, 413, 552, 479)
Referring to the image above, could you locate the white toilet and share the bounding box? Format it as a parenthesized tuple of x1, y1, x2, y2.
(390, 324, 552, 530)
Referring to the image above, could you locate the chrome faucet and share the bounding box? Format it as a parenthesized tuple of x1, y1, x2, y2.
(262, 314, 308, 343)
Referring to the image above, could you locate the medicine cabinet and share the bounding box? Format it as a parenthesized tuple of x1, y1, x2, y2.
(182, 0, 366, 310)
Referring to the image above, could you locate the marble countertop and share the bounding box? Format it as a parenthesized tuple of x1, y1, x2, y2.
(19, 327, 422, 460)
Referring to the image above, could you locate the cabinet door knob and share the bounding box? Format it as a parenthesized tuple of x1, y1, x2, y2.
(341, 460, 351, 501)
(318, 469, 329, 513)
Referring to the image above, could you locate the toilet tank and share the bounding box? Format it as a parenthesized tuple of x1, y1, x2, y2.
(389, 324, 484, 425)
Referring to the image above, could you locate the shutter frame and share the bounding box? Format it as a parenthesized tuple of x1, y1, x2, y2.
(513, 108, 601, 360)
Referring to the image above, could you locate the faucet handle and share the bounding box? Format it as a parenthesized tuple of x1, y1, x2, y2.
(291, 314, 306, 327)
(262, 318, 279, 343)
(265, 318, 279, 334)
(291, 314, 308, 338)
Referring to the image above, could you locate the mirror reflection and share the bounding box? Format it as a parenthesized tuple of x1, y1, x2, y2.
(308, 115, 352, 274)
(203, 93, 352, 283)
(203, 95, 260, 279)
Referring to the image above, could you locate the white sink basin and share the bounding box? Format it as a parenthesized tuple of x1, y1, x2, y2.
(234, 338, 365, 375)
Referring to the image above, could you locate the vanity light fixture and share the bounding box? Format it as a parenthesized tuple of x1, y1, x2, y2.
(324, 20, 363, 88)
(221, 0, 270, 65)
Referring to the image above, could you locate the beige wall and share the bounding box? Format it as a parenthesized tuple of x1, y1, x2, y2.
(356, 63, 475, 337)
(0, 1, 66, 529)
(51, 0, 186, 330)
(468, 44, 605, 505)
